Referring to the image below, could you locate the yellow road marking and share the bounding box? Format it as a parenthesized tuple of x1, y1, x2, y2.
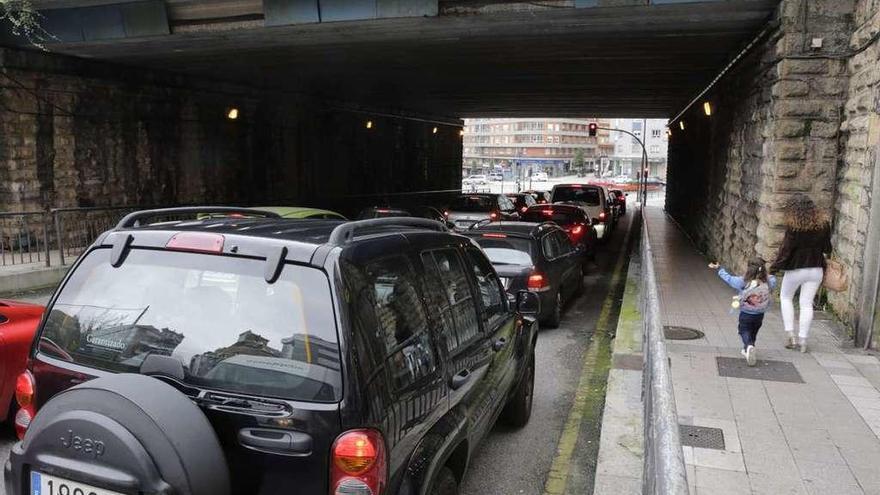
(543, 214, 636, 495)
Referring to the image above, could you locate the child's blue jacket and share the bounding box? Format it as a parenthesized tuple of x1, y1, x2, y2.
(717, 268, 778, 315)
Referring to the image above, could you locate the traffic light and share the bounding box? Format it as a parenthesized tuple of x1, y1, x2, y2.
(588, 123, 597, 137)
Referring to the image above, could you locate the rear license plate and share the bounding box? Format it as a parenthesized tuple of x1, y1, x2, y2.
(31, 471, 125, 495)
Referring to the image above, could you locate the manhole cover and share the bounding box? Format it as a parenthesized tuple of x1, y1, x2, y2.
(664, 326, 705, 340)
(680, 424, 725, 450)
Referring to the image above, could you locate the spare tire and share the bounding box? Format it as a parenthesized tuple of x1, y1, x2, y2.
(4, 373, 230, 495)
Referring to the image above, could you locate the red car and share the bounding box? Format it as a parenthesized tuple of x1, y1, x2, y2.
(0, 299, 44, 429)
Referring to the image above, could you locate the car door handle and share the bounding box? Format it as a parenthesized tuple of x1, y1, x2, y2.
(493, 337, 508, 352)
(449, 369, 472, 390)
(238, 428, 312, 455)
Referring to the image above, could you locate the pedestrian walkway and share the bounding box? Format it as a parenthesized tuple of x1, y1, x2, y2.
(647, 206, 880, 495)
(0, 251, 68, 295)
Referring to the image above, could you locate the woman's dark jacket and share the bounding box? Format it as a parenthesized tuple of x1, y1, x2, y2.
(771, 224, 832, 271)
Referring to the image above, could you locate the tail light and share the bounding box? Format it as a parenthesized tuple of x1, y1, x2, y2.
(331, 430, 386, 495)
(490, 212, 498, 220)
(521, 207, 528, 213)
(443, 211, 449, 217)
(527, 272, 550, 292)
(571, 225, 583, 235)
(14, 371, 36, 440)
(598, 212, 607, 221)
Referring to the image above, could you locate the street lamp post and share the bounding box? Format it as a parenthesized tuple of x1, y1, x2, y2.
(594, 125, 649, 206)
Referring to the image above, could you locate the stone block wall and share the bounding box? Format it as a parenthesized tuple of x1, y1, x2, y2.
(667, 0, 880, 341)
(667, 0, 853, 276)
(0, 47, 462, 216)
(829, 0, 880, 329)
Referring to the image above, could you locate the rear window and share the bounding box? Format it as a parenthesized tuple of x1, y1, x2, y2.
(39, 248, 341, 402)
(473, 237, 534, 265)
(522, 209, 578, 227)
(553, 187, 601, 206)
(450, 196, 495, 212)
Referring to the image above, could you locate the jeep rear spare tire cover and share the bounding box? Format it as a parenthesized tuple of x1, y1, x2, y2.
(4, 373, 230, 495)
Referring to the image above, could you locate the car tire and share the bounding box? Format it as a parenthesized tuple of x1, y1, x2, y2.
(501, 353, 535, 428)
(430, 466, 458, 495)
(543, 291, 562, 329)
(6, 374, 230, 495)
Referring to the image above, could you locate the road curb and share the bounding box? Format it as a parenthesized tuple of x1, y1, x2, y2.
(593, 246, 645, 494)
(0, 265, 68, 296)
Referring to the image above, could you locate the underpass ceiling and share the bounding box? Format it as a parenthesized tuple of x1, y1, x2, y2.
(29, 0, 779, 118)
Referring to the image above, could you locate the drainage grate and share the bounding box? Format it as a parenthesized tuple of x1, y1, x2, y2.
(679, 424, 726, 450)
(716, 356, 804, 383)
(664, 326, 705, 340)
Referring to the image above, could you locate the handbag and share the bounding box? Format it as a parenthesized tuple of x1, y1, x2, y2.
(823, 257, 848, 292)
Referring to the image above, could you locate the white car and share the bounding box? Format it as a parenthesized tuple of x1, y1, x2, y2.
(530, 172, 549, 181)
(463, 174, 488, 185)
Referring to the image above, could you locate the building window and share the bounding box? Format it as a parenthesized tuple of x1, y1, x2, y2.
(651, 129, 662, 138)
(650, 145, 661, 154)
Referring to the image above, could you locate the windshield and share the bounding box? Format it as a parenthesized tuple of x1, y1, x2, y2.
(553, 187, 601, 206)
(450, 196, 496, 212)
(474, 237, 534, 265)
(39, 248, 341, 402)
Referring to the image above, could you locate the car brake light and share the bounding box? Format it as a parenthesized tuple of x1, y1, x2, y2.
(331, 430, 386, 495)
(444, 211, 449, 217)
(376, 209, 391, 213)
(14, 371, 36, 440)
(521, 207, 528, 213)
(490, 212, 498, 220)
(165, 232, 225, 254)
(599, 212, 606, 221)
(542, 209, 553, 215)
(482, 233, 507, 238)
(528, 272, 550, 292)
(571, 225, 583, 235)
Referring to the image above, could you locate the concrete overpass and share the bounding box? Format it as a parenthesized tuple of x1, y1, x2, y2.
(9, 0, 780, 117)
(1, 0, 880, 344)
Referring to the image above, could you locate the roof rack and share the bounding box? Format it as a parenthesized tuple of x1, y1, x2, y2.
(327, 217, 447, 246)
(115, 207, 281, 229)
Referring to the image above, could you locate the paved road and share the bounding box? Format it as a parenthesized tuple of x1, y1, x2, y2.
(0, 214, 633, 495)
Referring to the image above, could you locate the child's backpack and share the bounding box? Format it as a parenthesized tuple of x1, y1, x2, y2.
(740, 280, 771, 313)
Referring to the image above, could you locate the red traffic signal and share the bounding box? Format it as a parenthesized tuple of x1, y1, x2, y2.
(588, 123, 597, 137)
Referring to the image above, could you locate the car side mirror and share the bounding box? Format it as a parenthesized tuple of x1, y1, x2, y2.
(515, 290, 540, 316)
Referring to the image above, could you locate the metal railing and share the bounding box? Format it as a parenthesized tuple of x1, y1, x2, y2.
(640, 209, 689, 494)
(0, 211, 51, 267)
(52, 206, 142, 265)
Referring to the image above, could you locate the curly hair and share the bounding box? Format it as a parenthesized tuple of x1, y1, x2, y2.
(783, 195, 829, 232)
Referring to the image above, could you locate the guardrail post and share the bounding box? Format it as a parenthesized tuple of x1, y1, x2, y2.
(54, 211, 66, 266)
(43, 212, 51, 267)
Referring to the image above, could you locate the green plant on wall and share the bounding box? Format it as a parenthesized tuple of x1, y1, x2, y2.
(1, 0, 49, 47)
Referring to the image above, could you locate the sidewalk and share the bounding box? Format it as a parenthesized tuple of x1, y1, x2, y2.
(648, 206, 880, 495)
(0, 251, 67, 295)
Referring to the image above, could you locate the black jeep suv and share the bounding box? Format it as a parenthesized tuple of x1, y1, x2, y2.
(6, 207, 539, 495)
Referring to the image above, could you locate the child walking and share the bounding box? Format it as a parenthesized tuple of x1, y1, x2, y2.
(709, 258, 777, 366)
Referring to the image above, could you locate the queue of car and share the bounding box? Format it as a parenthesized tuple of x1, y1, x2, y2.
(1, 182, 627, 495)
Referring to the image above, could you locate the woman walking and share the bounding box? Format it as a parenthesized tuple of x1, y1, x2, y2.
(771, 195, 832, 353)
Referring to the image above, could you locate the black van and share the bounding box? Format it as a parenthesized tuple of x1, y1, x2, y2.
(6, 208, 539, 495)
